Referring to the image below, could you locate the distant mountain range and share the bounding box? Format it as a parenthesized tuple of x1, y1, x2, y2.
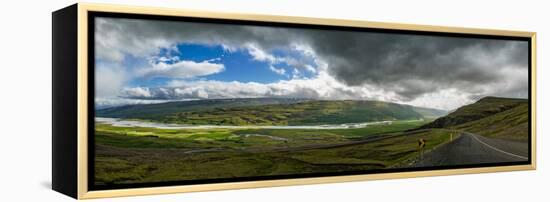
(96, 97, 528, 139)
(419, 96, 529, 141)
(96, 98, 447, 126)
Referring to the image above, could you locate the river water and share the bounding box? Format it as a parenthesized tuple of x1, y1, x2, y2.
(94, 117, 414, 130)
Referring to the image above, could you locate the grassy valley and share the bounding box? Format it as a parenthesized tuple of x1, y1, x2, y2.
(97, 98, 445, 126)
(419, 97, 529, 141)
(93, 96, 528, 186)
(94, 98, 452, 185)
(96, 98, 307, 119)
(94, 119, 455, 185)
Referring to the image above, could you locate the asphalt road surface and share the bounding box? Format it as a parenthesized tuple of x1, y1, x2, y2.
(414, 132, 528, 167)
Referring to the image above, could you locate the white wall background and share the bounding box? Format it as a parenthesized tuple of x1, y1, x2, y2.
(0, 0, 547, 201)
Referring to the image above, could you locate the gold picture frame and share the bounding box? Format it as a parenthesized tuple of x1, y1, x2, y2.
(52, 3, 536, 199)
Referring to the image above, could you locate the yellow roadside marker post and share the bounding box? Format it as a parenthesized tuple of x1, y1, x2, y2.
(418, 138, 426, 160)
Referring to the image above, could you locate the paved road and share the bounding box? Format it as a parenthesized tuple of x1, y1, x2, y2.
(413, 132, 528, 167)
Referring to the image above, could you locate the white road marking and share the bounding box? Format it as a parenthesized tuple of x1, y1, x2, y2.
(468, 133, 528, 160)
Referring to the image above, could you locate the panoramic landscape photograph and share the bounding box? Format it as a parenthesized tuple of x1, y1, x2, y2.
(93, 16, 530, 187)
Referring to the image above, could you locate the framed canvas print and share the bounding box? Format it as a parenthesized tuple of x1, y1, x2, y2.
(52, 3, 536, 199)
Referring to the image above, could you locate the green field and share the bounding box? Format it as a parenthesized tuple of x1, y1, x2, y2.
(97, 99, 446, 126)
(94, 96, 528, 186)
(94, 119, 455, 185)
(421, 97, 528, 141)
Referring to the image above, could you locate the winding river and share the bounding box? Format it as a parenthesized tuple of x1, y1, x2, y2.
(95, 117, 419, 130)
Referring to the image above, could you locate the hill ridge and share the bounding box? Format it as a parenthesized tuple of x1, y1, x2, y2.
(418, 96, 528, 141)
(96, 98, 446, 126)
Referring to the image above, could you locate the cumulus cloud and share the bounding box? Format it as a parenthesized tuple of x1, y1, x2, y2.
(140, 59, 225, 79)
(269, 65, 286, 75)
(95, 98, 176, 109)
(95, 17, 529, 110)
(95, 62, 126, 98)
(245, 43, 318, 74)
(118, 72, 394, 103)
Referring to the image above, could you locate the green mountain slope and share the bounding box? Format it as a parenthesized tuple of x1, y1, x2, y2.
(419, 97, 528, 141)
(97, 99, 434, 126)
(453, 103, 528, 141)
(410, 106, 448, 118)
(96, 98, 306, 119)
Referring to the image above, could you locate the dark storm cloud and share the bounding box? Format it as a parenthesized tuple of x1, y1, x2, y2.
(302, 31, 528, 100)
(97, 17, 529, 104)
(95, 17, 306, 61)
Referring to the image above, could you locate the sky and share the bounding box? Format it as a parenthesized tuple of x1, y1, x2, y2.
(94, 17, 529, 110)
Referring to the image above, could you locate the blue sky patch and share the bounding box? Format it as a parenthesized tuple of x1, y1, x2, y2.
(121, 43, 319, 86)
